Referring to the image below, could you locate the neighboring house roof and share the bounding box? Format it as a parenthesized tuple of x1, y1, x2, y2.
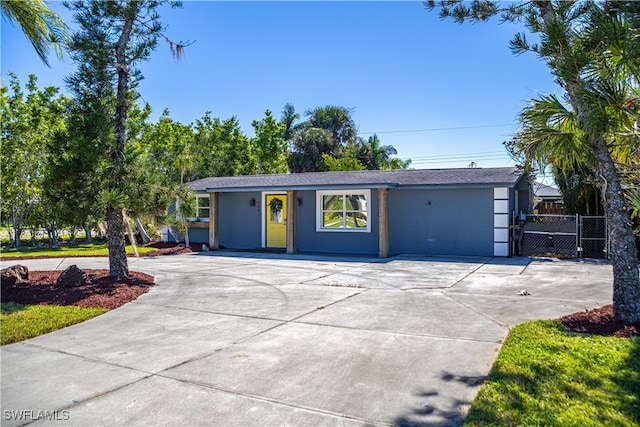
(533, 182, 562, 199)
(190, 167, 524, 193)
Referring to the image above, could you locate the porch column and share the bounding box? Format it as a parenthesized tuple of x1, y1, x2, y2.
(286, 190, 297, 254)
(378, 188, 389, 258)
(209, 192, 219, 250)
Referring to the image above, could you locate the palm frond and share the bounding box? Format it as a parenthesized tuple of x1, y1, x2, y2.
(1, 0, 69, 67)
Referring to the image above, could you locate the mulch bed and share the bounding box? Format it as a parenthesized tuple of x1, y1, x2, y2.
(561, 305, 639, 338)
(1, 269, 155, 310)
(1, 242, 196, 310)
(139, 241, 202, 257)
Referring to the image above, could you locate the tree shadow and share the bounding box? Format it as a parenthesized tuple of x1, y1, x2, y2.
(0, 302, 27, 314)
(614, 337, 640, 423)
(392, 372, 487, 427)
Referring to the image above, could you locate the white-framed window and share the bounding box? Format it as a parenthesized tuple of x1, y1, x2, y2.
(316, 189, 370, 232)
(194, 195, 210, 221)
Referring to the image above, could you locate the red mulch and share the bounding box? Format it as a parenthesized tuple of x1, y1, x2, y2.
(1, 269, 155, 310)
(561, 305, 639, 338)
(139, 241, 202, 257)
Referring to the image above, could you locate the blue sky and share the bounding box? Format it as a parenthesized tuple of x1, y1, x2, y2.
(1, 1, 560, 170)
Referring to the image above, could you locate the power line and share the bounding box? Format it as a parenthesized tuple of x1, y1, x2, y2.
(358, 123, 514, 136)
(410, 156, 511, 165)
(408, 150, 506, 161)
(398, 150, 512, 165)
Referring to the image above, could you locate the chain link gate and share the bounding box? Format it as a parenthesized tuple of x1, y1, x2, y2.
(579, 216, 608, 259)
(517, 214, 608, 259)
(520, 214, 578, 258)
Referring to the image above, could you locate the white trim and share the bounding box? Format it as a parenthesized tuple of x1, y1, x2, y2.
(494, 199, 509, 214)
(187, 195, 211, 222)
(494, 187, 508, 199)
(494, 242, 509, 257)
(315, 189, 371, 233)
(493, 186, 510, 256)
(261, 191, 287, 248)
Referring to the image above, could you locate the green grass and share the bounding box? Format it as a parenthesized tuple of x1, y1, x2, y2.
(465, 320, 640, 426)
(0, 243, 156, 258)
(1, 303, 108, 345)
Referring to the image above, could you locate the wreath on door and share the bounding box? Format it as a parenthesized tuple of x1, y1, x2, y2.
(269, 197, 283, 217)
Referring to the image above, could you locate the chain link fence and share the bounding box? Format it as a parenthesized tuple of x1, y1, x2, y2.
(579, 216, 608, 259)
(517, 214, 607, 259)
(520, 215, 577, 258)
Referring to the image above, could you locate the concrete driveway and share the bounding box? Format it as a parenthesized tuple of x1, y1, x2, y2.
(1, 252, 612, 426)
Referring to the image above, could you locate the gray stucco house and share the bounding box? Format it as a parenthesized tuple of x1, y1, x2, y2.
(185, 167, 530, 257)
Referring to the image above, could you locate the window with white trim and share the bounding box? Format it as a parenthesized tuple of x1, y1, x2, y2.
(316, 190, 370, 232)
(195, 195, 210, 220)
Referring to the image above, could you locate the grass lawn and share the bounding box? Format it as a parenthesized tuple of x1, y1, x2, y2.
(0, 243, 156, 258)
(0, 303, 108, 345)
(465, 320, 639, 426)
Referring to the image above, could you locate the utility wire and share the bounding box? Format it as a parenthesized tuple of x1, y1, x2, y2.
(408, 150, 506, 160)
(358, 123, 514, 135)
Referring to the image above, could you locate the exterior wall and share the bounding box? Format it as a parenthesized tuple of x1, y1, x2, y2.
(517, 182, 532, 215)
(188, 191, 262, 249)
(388, 188, 494, 257)
(296, 190, 380, 255)
(189, 186, 513, 257)
(188, 224, 209, 244)
(219, 192, 262, 249)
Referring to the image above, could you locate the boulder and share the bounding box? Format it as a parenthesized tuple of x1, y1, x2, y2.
(1, 265, 29, 288)
(57, 265, 92, 288)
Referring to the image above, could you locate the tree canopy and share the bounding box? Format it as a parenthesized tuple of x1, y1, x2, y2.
(288, 105, 410, 172)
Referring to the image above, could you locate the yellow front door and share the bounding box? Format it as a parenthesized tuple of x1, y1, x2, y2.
(266, 194, 287, 248)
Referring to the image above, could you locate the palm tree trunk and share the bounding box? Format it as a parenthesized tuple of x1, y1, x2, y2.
(592, 136, 640, 323)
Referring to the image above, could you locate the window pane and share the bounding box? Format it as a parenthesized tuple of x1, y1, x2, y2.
(271, 209, 283, 223)
(345, 212, 368, 228)
(323, 195, 343, 211)
(345, 194, 366, 211)
(198, 208, 210, 218)
(323, 212, 344, 228)
(198, 197, 210, 208)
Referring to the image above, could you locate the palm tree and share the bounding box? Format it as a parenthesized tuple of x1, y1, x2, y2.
(281, 102, 300, 142)
(506, 2, 640, 322)
(1, 0, 68, 67)
(288, 105, 358, 172)
(358, 134, 410, 170)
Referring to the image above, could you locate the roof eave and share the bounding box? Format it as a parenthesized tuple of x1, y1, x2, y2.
(202, 182, 399, 193)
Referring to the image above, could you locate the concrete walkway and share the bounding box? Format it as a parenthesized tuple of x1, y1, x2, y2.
(1, 253, 612, 426)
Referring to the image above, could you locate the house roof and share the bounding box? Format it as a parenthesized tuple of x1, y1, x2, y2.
(189, 167, 524, 193)
(533, 182, 562, 199)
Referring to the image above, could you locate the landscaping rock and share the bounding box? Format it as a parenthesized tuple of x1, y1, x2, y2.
(1, 265, 29, 289)
(56, 265, 92, 288)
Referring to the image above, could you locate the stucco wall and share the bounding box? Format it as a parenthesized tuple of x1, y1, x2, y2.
(189, 186, 508, 257)
(388, 188, 494, 257)
(295, 190, 380, 255)
(188, 227, 208, 243)
(219, 192, 262, 249)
